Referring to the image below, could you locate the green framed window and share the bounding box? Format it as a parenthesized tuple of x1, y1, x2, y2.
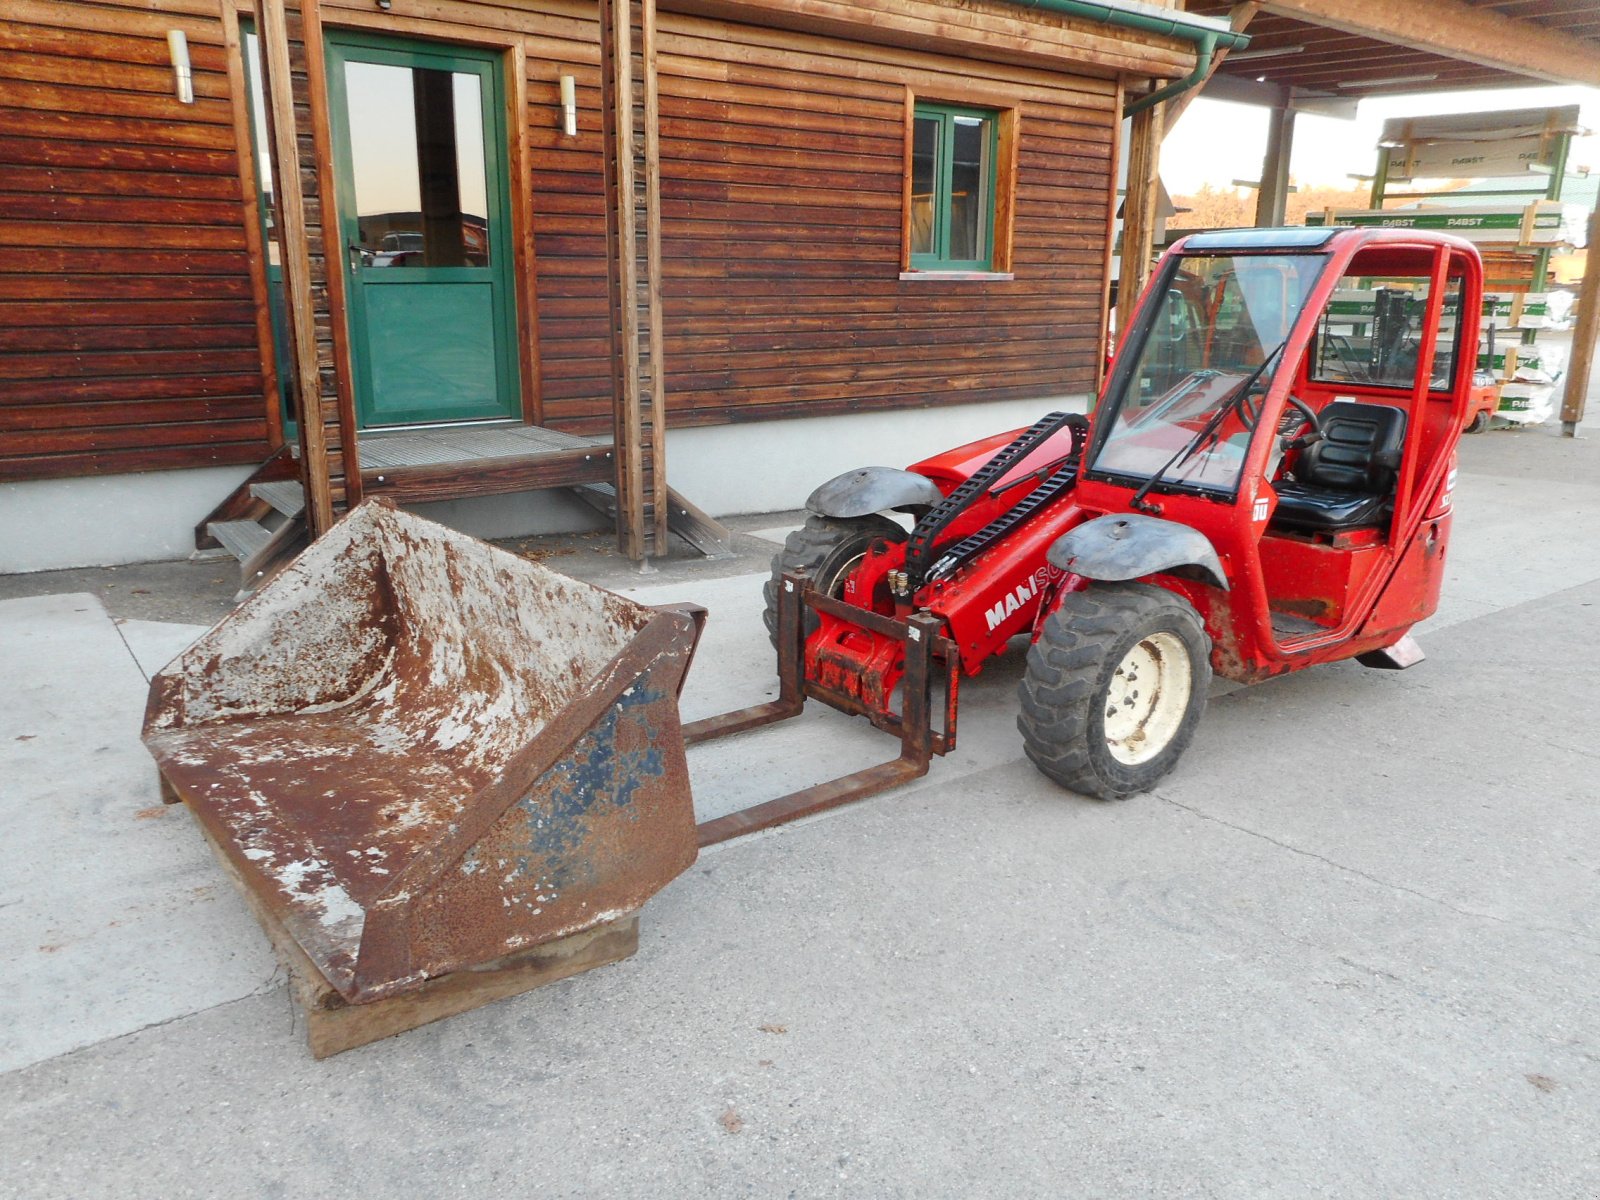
(908, 103, 998, 272)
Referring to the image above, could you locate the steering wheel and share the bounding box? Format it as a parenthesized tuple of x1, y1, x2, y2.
(1278, 395, 1324, 452)
(1238, 367, 1277, 432)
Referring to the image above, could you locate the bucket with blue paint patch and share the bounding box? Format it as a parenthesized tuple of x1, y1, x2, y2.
(144, 499, 702, 1006)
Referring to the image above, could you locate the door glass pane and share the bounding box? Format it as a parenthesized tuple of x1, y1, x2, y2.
(242, 27, 294, 422)
(452, 73, 489, 266)
(343, 60, 490, 268)
(910, 115, 939, 257)
(948, 115, 990, 262)
(242, 32, 279, 269)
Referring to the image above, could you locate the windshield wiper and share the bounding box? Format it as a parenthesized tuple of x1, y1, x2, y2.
(1127, 338, 1289, 514)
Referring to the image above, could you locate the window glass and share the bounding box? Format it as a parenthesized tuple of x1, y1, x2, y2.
(242, 31, 280, 269)
(1313, 275, 1464, 391)
(1091, 253, 1327, 496)
(909, 116, 939, 258)
(241, 25, 294, 421)
(909, 103, 997, 271)
(343, 60, 490, 268)
(948, 116, 989, 262)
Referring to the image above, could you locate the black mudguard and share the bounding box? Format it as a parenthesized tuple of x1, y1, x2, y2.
(1047, 513, 1229, 591)
(806, 466, 945, 519)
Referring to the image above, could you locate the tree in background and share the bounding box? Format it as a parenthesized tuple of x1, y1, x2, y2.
(1171, 183, 1375, 229)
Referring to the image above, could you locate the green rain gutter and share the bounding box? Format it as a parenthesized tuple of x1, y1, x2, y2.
(996, 0, 1250, 116)
(1122, 32, 1216, 116)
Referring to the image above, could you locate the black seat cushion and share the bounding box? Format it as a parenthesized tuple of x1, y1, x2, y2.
(1272, 402, 1406, 533)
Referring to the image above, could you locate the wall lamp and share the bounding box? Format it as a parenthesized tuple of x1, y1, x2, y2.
(167, 30, 194, 104)
(560, 74, 578, 136)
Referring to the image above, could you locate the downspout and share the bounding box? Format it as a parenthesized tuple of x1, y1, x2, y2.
(1123, 33, 1215, 116)
(996, 0, 1246, 115)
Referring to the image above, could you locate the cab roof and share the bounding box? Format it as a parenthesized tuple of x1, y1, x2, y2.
(1179, 227, 1344, 252)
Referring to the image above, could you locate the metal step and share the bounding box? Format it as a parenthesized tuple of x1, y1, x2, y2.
(251, 479, 306, 518)
(236, 516, 308, 600)
(573, 481, 619, 519)
(209, 519, 272, 562)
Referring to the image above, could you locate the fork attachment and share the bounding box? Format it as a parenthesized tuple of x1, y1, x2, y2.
(682, 570, 959, 847)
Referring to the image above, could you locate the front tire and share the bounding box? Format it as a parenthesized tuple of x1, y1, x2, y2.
(763, 514, 906, 644)
(1018, 583, 1211, 800)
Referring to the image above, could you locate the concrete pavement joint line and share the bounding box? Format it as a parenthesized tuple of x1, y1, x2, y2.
(107, 614, 150, 685)
(0, 985, 285, 1081)
(1152, 792, 1600, 954)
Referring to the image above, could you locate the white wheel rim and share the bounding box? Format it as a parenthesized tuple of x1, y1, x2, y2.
(1103, 631, 1192, 766)
(823, 551, 868, 597)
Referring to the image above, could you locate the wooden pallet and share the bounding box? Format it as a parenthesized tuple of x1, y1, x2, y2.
(195, 819, 640, 1059)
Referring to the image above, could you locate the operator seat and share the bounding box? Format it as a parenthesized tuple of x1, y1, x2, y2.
(1271, 401, 1407, 533)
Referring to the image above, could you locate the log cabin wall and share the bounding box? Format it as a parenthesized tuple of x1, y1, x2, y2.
(0, 0, 277, 483)
(653, 12, 1125, 432)
(2, 0, 1189, 491)
(538, 5, 1154, 435)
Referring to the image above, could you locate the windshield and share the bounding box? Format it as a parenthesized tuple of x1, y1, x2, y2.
(1093, 253, 1327, 496)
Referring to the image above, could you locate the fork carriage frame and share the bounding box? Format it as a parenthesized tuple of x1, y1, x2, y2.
(684, 568, 960, 847)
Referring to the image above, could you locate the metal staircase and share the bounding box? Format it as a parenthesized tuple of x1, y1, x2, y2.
(194, 452, 308, 596)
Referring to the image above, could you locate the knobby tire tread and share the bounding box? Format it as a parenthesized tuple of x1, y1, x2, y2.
(1018, 584, 1211, 801)
(762, 515, 904, 643)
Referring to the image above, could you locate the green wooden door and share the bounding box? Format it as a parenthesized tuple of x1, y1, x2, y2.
(325, 33, 519, 428)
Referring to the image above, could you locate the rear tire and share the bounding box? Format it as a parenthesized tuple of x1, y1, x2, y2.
(763, 514, 906, 645)
(1466, 409, 1490, 434)
(1018, 583, 1211, 800)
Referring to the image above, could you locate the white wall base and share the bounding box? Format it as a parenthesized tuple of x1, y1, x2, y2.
(0, 465, 254, 574)
(665, 393, 1090, 516)
(0, 394, 1090, 573)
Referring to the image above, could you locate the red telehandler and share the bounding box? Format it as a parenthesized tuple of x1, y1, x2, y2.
(686, 227, 1483, 841)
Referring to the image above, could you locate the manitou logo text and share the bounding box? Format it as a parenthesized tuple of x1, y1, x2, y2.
(985, 568, 1052, 632)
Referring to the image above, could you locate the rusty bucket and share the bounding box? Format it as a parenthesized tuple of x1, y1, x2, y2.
(144, 499, 700, 1005)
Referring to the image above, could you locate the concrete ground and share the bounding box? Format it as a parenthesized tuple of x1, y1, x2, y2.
(4, 421, 1600, 1198)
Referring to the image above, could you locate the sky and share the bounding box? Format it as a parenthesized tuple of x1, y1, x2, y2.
(1162, 84, 1600, 197)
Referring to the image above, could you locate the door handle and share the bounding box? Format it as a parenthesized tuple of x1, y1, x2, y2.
(347, 242, 367, 269)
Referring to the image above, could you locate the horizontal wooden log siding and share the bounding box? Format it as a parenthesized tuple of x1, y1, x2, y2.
(611, 12, 1113, 432)
(0, 0, 274, 482)
(529, 10, 1118, 433)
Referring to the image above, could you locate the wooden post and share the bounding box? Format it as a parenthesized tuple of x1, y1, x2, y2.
(1117, 103, 1164, 338)
(1561, 208, 1600, 437)
(1254, 105, 1296, 227)
(599, 0, 669, 562)
(1368, 141, 1390, 210)
(252, 0, 334, 536)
